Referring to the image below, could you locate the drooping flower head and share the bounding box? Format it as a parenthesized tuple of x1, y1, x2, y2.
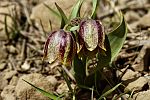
(78, 19, 105, 55)
(44, 29, 76, 66)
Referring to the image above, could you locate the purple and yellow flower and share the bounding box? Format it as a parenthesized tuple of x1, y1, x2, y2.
(44, 29, 76, 66)
(78, 19, 105, 55)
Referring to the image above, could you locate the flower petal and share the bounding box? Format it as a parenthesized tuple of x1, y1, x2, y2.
(96, 20, 106, 51)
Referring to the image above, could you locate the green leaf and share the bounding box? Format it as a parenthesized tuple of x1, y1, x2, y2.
(69, 0, 84, 20)
(78, 84, 95, 91)
(108, 14, 127, 62)
(55, 3, 68, 28)
(70, 25, 79, 31)
(98, 83, 122, 100)
(73, 54, 86, 85)
(97, 35, 111, 69)
(22, 79, 61, 100)
(91, 0, 98, 19)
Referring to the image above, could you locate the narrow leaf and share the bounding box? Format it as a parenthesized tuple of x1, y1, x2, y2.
(98, 83, 122, 100)
(108, 14, 127, 62)
(78, 84, 94, 91)
(55, 3, 68, 28)
(69, 0, 83, 20)
(91, 0, 98, 19)
(22, 79, 61, 100)
(73, 54, 86, 85)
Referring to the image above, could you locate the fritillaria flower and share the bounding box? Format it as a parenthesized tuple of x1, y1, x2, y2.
(44, 29, 76, 66)
(78, 19, 105, 54)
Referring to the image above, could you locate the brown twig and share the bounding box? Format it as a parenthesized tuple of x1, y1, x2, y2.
(27, 43, 43, 55)
(20, 39, 26, 60)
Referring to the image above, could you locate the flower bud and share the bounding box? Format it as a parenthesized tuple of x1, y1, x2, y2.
(44, 29, 76, 66)
(79, 19, 105, 53)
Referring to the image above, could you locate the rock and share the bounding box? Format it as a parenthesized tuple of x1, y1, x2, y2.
(0, 73, 8, 90)
(0, 95, 2, 100)
(121, 69, 140, 81)
(30, 0, 91, 32)
(0, 1, 21, 40)
(9, 76, 18, 86)
(116, 94, 130, 100)
(7, 45, 17, 54)
(116, 68, 141, 85)
(21, 61, 30, 71)
(133, 90, 150, 100)
(30, 0, 72, 32)
(20, 0, 47, 7)
(3, 70, 17, 80)
(145, 74, 150, 88)
(0, 63, 6, 70)
(118, 0, 130, 5)
(1, 85, 16, 100)
(0, 43, 7, 60)
(125, 11, 140, 23)
(46, 75, 57, 86)
(56, 82, 75, 94)
(15, 73, 54, 100)
(124, 77, 148, 92)
(138, 12, 150, 28)
(56, 82, 69, 94)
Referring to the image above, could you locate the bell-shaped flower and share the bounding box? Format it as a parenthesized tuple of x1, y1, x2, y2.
(78, 19, 105, 54)
(44, 29, 76, 66)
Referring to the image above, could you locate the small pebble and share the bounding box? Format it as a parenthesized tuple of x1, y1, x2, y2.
(0, 63, 6, 70)
(46, 75, 57, 86)
(4, 71, 17, 80)
(21, 61, 30, 71)
(8, 45, 17, 54)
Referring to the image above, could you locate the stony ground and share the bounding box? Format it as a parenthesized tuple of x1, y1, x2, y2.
(0, 0, 150, 100)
